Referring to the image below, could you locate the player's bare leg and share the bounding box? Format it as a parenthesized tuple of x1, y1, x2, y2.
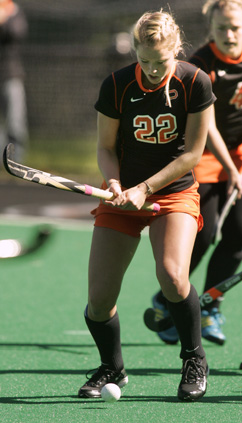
(88, 227, 140, 321)
(149, 213, 208, 401)
(149, 212, 195, 301)
(78, 227, 140, 398)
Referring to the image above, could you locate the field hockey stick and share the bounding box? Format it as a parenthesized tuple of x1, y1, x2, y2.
(212, 187, 238, 243)
(0, 226, 52, 259)
(144, 270, 242, 332)
(3, 144, 160, 213)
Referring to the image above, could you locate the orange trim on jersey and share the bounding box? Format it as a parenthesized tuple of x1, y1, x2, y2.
(209, 42, 242, 64)
(135, 62, 176, 92)
(173, 73, 187, 111)
(91, 181, 203, 237)
(112, 73, 118, 111)
(119, 79, 136, 113)
(191, 168, 196, 182)
(189, 68, 200, 104)
(194, 144, 242, 183)
(209, 70, 216, 83)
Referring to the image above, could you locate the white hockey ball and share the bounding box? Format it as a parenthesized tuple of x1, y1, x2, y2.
(101, 383, 121, 402)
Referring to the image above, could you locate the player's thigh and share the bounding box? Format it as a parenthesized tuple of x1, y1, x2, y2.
(88, 226, 140, 304)
(149, 213, 197, 296)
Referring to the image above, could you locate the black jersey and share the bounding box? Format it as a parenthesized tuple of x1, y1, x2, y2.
(95, 61, 215, 194)
(190, 42, 242, 150)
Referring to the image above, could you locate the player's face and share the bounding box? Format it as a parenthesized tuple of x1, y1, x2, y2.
(211, 7, 242, 58)
(136, 43, 175, 89)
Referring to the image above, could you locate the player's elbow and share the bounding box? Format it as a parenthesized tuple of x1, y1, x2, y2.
(184, 150, 203, 169)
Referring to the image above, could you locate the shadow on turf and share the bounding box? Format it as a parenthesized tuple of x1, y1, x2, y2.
(0, 394, 242, 405)
(0, 368, 241, 377)
(0, 344, 241, 377)
(0, 341, 170, 357)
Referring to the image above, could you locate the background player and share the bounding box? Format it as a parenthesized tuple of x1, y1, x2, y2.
(0, 0, 28, 163)
(151, 0, 242, 346)
(77, 8, 215, 402)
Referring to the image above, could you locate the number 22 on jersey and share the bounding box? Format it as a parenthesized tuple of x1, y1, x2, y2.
(134, 114, 178, 144)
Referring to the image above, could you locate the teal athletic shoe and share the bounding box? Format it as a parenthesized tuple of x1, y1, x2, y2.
(152, 292, 179, 345)
(201, 308, 226, 345)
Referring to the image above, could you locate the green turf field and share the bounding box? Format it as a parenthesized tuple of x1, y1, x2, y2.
(0, 218, 241, 423)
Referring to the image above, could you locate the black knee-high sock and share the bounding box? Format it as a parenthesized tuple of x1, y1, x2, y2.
(84, 307, 124, 371)
(166, 284, 206, 360)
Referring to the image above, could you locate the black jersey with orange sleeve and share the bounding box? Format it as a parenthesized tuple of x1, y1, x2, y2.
(190, 42, 242, 150)
(95, 60, 215, 195)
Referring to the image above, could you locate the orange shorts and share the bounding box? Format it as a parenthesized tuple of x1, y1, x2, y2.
(91, 182, 203, 238)
(195, 144, 242, 183)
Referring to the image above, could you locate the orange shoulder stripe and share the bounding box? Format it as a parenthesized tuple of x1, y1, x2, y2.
(112, 73, 118, 111)
(119, 80, 136, 113)
(189, 68, 200, 103)
(173, 74, 187, 111)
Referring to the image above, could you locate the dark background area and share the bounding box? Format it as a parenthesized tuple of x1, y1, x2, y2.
(0, 1, 209, 216)
(17, 0, 208, 139)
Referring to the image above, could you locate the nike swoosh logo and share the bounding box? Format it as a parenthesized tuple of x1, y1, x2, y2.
(185, 346, 199, 353)
(130, 97, 144, 102)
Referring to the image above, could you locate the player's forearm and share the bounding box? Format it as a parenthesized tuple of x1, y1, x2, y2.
(97, 147, 120, 186)
(142, 151, 200, 194)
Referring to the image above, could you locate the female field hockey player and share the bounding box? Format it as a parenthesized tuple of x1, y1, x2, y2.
(151, 0, 242, 346)
(78, 8, 215, 401)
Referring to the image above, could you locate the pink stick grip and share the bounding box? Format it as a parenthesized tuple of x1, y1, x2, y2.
(153, 203, 160, 212)
(84, 184, 93, 195)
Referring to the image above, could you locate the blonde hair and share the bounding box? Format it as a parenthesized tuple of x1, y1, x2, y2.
(203, 0, 242, 23)
(132, 8, 183, 56)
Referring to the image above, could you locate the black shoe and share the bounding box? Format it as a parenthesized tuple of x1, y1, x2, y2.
(178, 357, 209, 401)
(78, 365, 128, 398)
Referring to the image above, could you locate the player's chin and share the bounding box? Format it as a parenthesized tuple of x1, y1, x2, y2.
(148, 75, 162, 84)
(223, 43, 240, 57)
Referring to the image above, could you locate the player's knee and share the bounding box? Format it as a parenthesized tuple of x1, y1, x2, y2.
(88, 295, 115, 320)
(156, 265, 187, 301)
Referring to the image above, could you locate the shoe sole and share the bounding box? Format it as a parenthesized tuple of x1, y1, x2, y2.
(202, 334, 225, 345)
(178, 388, 207, 402)
(157, 334, 179, 345)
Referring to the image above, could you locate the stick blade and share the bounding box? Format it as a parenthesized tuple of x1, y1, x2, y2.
(3, 143, 34, 180)
(143, 307, 173, 332)
(3, 143, 161, 211)
(3, 143, 88, 194)
(3, 143, 14, 175)
(24, 226, 53, 255)
(143, 308, 160, 332)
